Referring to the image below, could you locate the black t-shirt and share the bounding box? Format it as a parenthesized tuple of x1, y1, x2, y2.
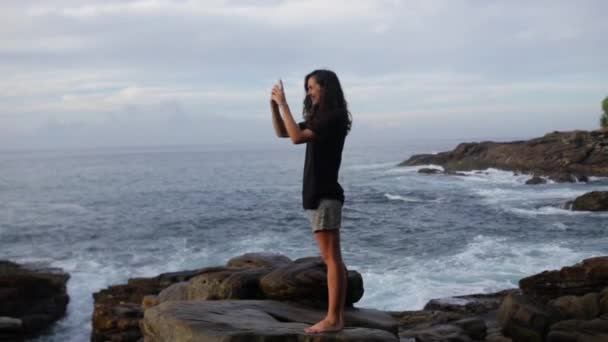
(298, 109, 348, 209)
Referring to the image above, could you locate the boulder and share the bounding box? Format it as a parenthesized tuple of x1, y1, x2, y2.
(260, 257, 364, 307)
(446, 171, 468, 176)
(525, 176, 547, 185)
(496, 293, 561, 342)
(0, 260, 69, 341)
(424, 289, 518, 315)
(566, 191, 608, 211)
(154, 257, 364, 307)
(418, 168, 442, 174)
(549, 293, 600, 320)
(187, 266, 272, 300)
(140, 299, 399, 341)
(226, 252, 292, 269)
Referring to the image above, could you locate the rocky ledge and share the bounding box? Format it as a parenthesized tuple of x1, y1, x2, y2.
(92, 253, 370, 341)
(498, 256, 608, 341)
(142, 299, 398, 341)
(0, 260, 70, 341)
(400, 130, 608, 182)
(93, 253, 608, 342)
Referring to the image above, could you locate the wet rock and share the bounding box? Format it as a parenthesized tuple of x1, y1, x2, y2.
(525, 176, 547, 185)
(418, 168, 442, 174)
(566, 191, 608, 211)
(0, 260, 69, 341)
(547, 172, 577, 183)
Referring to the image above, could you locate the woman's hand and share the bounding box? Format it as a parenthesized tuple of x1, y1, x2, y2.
(271, 80, 287, 106)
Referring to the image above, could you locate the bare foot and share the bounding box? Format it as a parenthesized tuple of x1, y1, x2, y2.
(304, 318, 344, 334)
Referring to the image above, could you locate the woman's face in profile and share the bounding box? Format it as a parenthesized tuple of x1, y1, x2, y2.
(307, 76, 322, 106)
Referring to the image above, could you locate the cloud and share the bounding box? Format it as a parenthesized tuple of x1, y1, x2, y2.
(0, 0, 607, 149)
(27, 0, 389, 24)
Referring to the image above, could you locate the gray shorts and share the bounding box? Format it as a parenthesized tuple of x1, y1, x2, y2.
(306, 198, 343, 232)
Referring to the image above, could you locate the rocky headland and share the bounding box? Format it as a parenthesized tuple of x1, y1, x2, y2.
(401, 130, 608, 183)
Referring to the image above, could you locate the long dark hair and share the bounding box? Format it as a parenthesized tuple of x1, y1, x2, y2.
(303, 69, 352, 134)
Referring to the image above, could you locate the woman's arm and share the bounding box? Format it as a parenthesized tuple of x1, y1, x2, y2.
(272, 80, 316, 144)
(271, 99, 288, 138)
(278, 101, 315, 144)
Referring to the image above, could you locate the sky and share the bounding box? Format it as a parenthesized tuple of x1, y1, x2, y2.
(1, 0, 607, 149)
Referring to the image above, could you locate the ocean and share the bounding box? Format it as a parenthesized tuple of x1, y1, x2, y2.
(1, 139, 607, 341)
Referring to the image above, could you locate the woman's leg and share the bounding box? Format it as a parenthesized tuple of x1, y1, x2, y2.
(304, 229, 347, 333)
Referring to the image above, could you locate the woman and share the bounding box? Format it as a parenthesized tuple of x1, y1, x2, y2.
(270, 69, 352, 334)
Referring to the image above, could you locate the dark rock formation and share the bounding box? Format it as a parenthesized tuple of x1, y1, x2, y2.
(525, 176, 547, 185)
(390, 289, 518, 341)
(418, 168, 442, 174)
(424, 289, 519, 314)
(92, 267, 206, 341)
(564, 191, 608, 211)
(497, 292, 561, 342)
(0, 260, 70, 341)
(519, 256, 608, 300)
(497, 256, 608, 341)
(400, 130, 608, 182)
(97, 252, 608, 342)
(547, 317, 608, 341)
(93, 253, 365, 341)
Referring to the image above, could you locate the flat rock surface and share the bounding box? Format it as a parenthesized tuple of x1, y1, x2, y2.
(141, 299, 399, 342)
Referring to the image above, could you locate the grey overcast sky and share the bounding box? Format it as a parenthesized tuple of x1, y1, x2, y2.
(1, 0, 607, 149)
